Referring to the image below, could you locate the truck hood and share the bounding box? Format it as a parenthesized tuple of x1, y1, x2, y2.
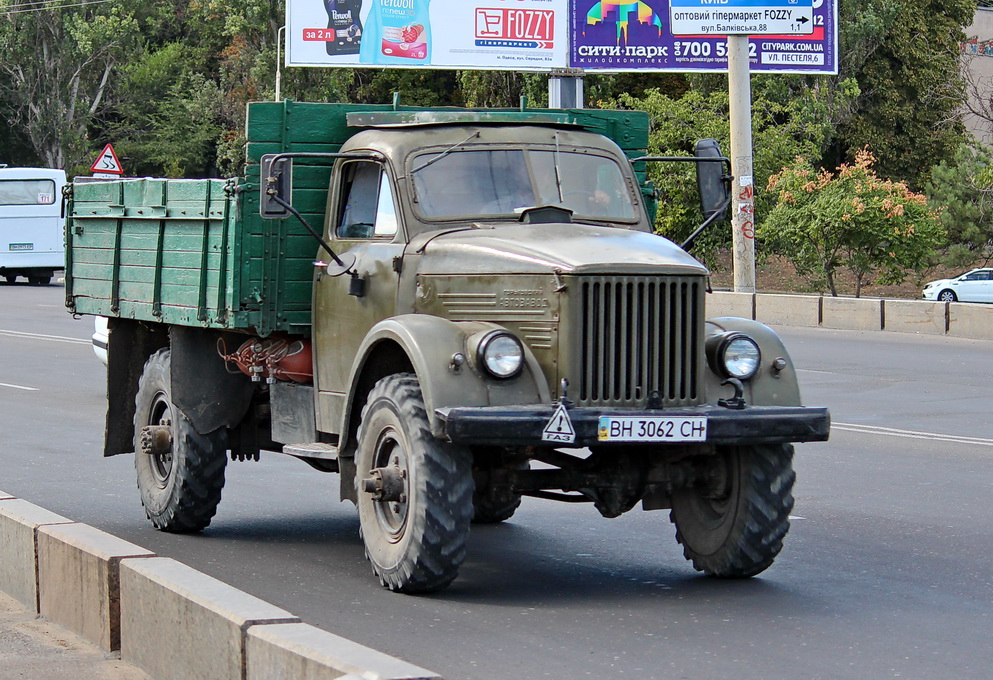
(406, 223, 709, 276)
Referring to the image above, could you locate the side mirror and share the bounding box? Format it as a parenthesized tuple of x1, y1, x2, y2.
(694, 139, 729, 222)
(260, 154, 292, 219)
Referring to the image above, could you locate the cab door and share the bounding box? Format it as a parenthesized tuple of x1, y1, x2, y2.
(313, 160, 404, 436)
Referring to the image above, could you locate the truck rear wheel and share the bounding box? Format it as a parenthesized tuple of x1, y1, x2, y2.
(356, 374, 473, 593)
(670, 443, 795, 578)
(133, 348, 227, 532)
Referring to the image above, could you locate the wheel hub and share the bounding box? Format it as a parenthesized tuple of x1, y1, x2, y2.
(364, 431, 411, 541)
(362, 465, 407, 503)
(139, 425, 173, 456)
(146, 394, 175, 485)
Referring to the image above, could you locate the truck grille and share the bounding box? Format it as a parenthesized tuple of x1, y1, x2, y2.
(573, 276, 704, 408)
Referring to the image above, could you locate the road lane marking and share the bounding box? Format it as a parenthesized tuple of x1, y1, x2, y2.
(0, 382, 39, 392)
(0, 329, 89, 345)
(834, 422, 993, 447)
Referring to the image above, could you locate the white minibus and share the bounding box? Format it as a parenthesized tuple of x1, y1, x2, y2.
(0, 167, 67, 285)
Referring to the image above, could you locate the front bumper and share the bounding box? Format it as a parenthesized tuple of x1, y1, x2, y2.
(436, 404, 830, 447)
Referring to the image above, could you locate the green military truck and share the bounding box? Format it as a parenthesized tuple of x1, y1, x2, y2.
(65, 100, 829, 593)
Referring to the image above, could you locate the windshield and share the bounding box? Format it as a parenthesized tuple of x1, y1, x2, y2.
(410, 148, 637, 221)
(0, 179, 57, 206)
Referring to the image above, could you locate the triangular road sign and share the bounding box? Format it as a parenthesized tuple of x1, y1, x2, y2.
(90, 143, 123, 175)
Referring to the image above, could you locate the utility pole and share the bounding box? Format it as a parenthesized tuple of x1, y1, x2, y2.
(727, 35, 755, 293)
(670, 0, 815, 293)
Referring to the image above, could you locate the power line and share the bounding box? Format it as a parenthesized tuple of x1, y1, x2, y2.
(1, 0, 116, 16)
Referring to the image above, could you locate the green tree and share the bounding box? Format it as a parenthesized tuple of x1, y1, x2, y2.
(761, 150, 945, 297)
(829, 0, 974, 185)
(0, 1, 141, 170)
(616, 86, 834, 265)
(925, 141, 993, 269)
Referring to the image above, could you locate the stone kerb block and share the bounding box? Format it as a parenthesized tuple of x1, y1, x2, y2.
(706, 291, 754, 319)
(0, 498, 73, 611)
(754, 293, 821, 327)
(37, 522, 155, 652)
(883, 299, 947, 335)
(821, 296, 883, 331)
(947, 302, 993, 340)
(120, 557, 300, 680)
(247, 622, 441, 680)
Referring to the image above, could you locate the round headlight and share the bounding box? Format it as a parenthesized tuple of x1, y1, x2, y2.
(478, 332, 524, 379)
(722, 335, 761, 379)
(707, 332, 761, 380)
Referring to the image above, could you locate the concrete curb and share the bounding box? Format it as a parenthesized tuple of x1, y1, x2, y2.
(709, 291, 993, 339)
(0, 498, 74, 612)
(38, 523, 156, 652)
(247, 623, 440, 680)
(0, 493, 443, 680)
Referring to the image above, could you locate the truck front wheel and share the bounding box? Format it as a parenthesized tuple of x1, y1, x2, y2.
(133, 348, 227, 532)
(356, 374, 473, 593)
(670, 443, 795, 578)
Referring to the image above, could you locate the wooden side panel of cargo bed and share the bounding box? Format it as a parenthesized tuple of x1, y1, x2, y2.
(65, 178, 249, 329)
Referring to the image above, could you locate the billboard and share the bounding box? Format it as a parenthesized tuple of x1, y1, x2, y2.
(570, 0, 837, 73)
(286, 0, 837, 75)
(287, 0, 568, 71)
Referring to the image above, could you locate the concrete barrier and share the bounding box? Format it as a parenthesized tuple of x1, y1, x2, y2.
(821, 297, 883, 331)
(37, 522, 156, 652)
(706, 291, 754, 319)
(755, 293, 821, 327)
(120, 557, 300, 680)
(0, 498, 74, 612)
(948, 302, 993, 340)
(246, 622, 441, 680)
(884, 299, 947, 335)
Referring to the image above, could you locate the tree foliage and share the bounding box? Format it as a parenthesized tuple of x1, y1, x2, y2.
(828, 0, 974, 186)
(761, 150, 946, 297)
(925, 141, 993, 268)
(615, 83, 842, 265)
(0, 1, 141, 170)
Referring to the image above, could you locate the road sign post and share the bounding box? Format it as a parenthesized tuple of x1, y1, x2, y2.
(670, 0, 813, 293)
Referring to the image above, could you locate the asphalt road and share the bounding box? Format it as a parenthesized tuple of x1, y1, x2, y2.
(2, 282, 991, 680)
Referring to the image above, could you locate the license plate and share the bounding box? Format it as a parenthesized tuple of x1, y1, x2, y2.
(598, 416, 708, 442)
(8, 243, 33, 251)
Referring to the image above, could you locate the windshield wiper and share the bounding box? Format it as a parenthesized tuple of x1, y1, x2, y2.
(553, 132, 564, 203)
(411, 132, 480, 174)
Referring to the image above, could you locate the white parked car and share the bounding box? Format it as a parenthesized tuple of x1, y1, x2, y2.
(92, 316, 108, 364)
(922, 268, 993, 303)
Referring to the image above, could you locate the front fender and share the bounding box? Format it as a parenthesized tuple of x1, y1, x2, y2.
(345, 315, 551, 441)
(705, 317, 803, 407)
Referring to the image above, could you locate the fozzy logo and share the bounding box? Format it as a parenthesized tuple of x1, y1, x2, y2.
(476, 8, 555, 46)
